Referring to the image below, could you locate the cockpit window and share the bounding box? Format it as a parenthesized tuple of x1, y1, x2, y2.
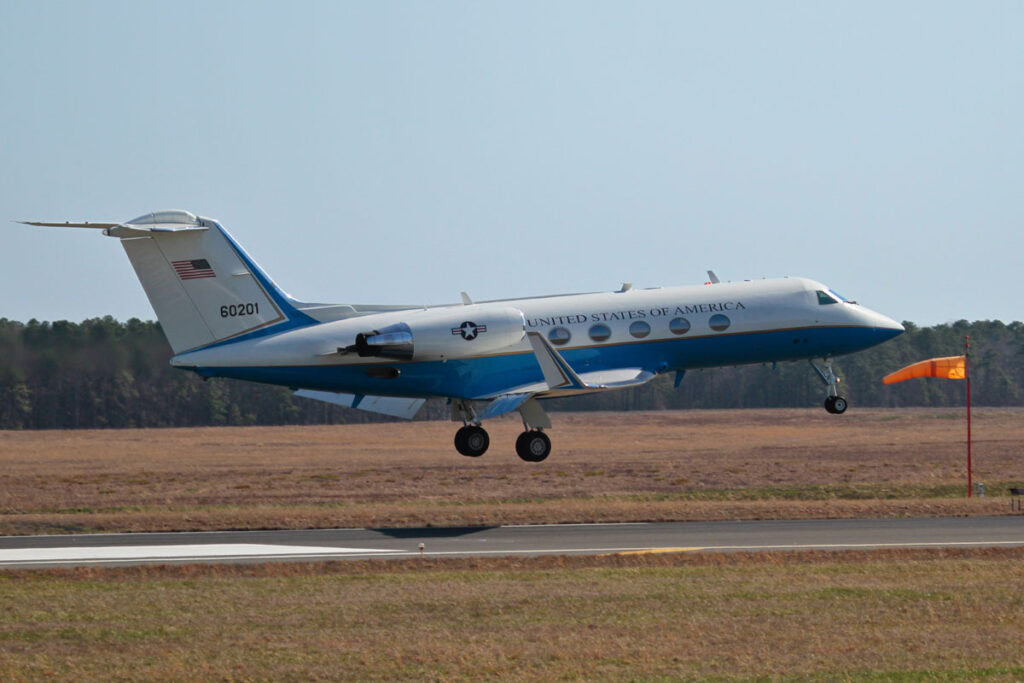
(828, 289, 849, 302)
(816, 290, 840, 305)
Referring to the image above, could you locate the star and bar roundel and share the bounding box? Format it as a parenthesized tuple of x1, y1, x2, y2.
(451, 321, 487, 340)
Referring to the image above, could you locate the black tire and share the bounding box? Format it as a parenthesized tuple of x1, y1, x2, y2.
(515, 430, 551, 463)
(824, 396, 836, 414)
(831, 396, 848, 414)
(454, 425, 489, 457)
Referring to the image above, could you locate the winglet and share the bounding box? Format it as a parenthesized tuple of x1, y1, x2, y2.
(526, 331, 586, 391)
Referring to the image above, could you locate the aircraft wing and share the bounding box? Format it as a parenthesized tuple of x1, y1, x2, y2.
(299, 331, 655, 421)
(475, 393, 534, 420)
(295, 390, 426, 420)
(572, 367, 657, 389)
(472, 332, 657, 400)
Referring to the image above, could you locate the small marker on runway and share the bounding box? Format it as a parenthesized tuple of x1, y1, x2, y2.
(611, 548, 705, 556)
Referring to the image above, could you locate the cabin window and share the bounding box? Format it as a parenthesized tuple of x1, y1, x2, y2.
(669, 317, 691, 335)
(588, 323, 611, 342)
(629, 321, 651, 338)
(709, 314, 731, 332)
(816, 290, 840, 305)
(548, 327, 571, 345)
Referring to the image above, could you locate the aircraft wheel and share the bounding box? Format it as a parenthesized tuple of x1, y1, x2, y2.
(824, 396, 849, 414)
(515, 430, 551, 463)
(454, 425, 489, 457)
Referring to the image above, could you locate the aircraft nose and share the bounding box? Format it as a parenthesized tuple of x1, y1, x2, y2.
(861, 308, 905, 341)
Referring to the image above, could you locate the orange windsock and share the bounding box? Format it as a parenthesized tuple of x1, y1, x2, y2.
(882, 355, 967, 384)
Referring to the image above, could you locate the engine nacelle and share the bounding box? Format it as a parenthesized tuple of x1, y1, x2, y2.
(352, 306, 526, 361)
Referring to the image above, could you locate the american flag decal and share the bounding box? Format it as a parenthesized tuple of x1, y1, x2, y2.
(172, 259, 215, 280)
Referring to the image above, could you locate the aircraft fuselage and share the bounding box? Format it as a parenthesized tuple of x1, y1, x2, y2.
(171, 276, 903, 400)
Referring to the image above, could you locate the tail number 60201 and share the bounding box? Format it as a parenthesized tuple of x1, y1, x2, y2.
(221, 303, 260, 318)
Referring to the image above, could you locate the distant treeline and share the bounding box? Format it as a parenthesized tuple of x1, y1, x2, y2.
(1, 317, 1021, 430)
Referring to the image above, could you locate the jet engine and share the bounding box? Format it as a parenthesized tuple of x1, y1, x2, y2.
(350, 306, 526, 361)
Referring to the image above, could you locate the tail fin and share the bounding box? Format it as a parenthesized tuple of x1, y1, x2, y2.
(24, 210, 316, 353)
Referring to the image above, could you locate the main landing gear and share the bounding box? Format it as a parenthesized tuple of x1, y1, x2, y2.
(515, 430, 551, 462)
(454, 424, 489, 457)
(810, 358, 848, 414)
(451, 398, 553, 462)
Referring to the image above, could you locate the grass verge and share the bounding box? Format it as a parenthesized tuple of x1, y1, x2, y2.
(1, 493, 1017, 536)
(4, 409, 1024, 534)
(2, 548, 1023, 680)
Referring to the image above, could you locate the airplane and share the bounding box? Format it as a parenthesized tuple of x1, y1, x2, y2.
(22, 210, 904, 462)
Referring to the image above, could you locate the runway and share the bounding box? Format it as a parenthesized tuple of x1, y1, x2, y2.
(1, 516, 1022, 569)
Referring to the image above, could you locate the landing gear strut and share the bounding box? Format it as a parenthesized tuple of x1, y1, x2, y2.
(810, 358, 848, 414)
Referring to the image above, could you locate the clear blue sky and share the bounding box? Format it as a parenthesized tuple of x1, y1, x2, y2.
(2, 1, 1021, 326)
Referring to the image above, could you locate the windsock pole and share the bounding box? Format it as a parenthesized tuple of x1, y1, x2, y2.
(966, 336, 972, 498)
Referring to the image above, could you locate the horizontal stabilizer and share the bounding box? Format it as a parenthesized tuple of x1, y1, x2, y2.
(295, 389, 425, 420)
(20, 211, 208, 237)
(19, 220, 118, 229)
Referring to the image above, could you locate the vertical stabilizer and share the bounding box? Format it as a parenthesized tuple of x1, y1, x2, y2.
(118, 211, 316, 353)
(25, 210, 315, 354)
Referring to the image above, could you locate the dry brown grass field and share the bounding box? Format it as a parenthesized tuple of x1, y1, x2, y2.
(2, 549, 1023, 680)
(2, 408, 1022, 535)
(4, 410, 1024, 681)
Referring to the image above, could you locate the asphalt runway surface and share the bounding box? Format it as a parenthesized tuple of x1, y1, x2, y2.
(1, 516, 1022, 569)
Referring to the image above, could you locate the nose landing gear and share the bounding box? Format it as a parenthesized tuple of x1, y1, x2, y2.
(824, 395, 848, 414)
(811, 358, 848, 414)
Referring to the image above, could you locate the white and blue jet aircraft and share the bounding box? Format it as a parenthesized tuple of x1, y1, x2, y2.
(24, 210, 904, 462)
